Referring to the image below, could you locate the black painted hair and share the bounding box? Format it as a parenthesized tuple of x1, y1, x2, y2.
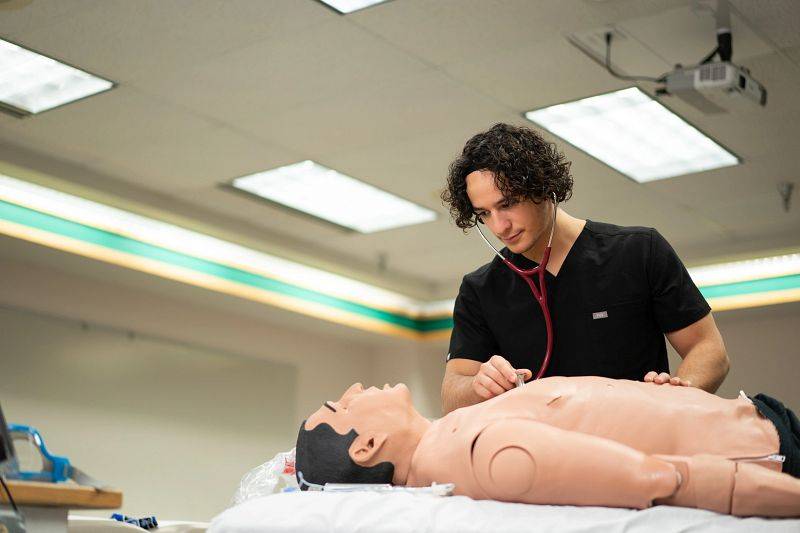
(295, 421, 395, 489)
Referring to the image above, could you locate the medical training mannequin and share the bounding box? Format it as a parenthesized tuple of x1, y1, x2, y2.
(296, 377, 800, 517)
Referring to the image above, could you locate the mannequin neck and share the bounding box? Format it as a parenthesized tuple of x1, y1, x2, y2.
(385, 413, 431, 485)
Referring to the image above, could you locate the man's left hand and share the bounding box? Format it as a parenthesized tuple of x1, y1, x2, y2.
(644, 371, 692, 387)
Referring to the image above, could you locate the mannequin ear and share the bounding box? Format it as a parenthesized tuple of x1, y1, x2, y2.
(348, 432, 388, 466)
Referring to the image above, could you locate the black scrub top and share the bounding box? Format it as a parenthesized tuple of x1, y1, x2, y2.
(448, 220, 711, 380)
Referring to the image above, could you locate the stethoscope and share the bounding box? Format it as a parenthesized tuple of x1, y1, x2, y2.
(473, 193, 558, 381)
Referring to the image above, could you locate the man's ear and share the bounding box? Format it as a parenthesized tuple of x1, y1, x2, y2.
(348, 432, 388, 466)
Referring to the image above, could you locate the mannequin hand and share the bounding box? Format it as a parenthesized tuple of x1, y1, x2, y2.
(644, 371, 691, 387)
(473, 355, 532, 400)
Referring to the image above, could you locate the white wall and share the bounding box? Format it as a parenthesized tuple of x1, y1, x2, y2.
(0, 254, 377, 427)
(0, 304, 450, 522)
(0, 255, 379, 522)
(369, 338, 448, 419)
(1, 308, 297, 521)
(673, 302, 800, 408)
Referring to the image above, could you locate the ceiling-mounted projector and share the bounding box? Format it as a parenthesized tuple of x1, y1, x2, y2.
(661, 61, 767, 112)
(655, 0, 767, 113)
(574, 0, 768, 114)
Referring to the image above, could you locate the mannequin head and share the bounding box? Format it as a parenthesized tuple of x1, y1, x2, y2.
(295, 422, 394, 489)
(295, 382, 430, 487)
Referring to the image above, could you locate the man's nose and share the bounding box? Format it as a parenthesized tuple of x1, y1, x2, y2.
(490, 213, 512, 235)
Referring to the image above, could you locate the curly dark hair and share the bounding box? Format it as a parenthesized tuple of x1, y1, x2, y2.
(442, 123, 574, 230)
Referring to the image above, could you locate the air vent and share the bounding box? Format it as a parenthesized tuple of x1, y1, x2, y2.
(699, 63, 727, 82)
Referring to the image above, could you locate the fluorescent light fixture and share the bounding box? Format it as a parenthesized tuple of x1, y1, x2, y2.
(231, 160, 437, 233)
(317, 0, 390, 14)
(0, 38, 114, 116)
(525, 87, 739, 182)
(689, 253, 800, 287)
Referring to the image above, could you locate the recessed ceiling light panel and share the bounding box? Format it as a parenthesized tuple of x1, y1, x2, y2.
(232, 160, 436, 233)
(318, 0, 390, 14)
(0, 38, 114, 115)
(525, 87, 739, 183)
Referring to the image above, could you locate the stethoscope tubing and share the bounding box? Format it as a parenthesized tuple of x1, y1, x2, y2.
(474, 193, 558, 381)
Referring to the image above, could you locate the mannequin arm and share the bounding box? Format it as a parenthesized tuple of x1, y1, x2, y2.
(470, 418, 679, 509)
(654, 455, 800, 517)
(469, 419, 800, 516)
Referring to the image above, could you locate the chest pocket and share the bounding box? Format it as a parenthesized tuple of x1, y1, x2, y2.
(586, 300, 651, 377)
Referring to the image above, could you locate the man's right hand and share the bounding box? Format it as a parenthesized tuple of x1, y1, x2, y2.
(473, 355, 532, 400)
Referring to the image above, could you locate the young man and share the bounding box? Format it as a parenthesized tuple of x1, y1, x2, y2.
(296, 379, 800, 516)
(440, 123, 729, 414)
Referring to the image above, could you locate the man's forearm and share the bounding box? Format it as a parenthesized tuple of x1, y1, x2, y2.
(676, 343, 730, 393)
(441, 372, 484, 415)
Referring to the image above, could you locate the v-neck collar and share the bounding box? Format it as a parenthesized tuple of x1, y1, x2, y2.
(503, 220, 590, 280)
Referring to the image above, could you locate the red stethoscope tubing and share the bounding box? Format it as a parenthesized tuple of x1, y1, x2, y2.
(474, 194, 558, 381)
(500, 246, 553, 380)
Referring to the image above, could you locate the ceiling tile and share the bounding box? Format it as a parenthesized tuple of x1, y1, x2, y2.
(135, 17, 431, 128)
(0, 86, 296, 190)
(1, 0, 334, 82)
(731, 0, 800, 48)
(350, 0, 598, 67)
(238, 69, 514, 158)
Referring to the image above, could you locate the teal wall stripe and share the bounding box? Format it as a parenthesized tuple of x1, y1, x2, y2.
(0, 199, 454, 333)
(699, 274, 800, 299)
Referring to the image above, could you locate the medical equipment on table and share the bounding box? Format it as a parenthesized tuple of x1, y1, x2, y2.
(474, 192, 559, 380)
(296, 471, 455, 496)
(5, 424, 110, 491)
(232, 448, 297, 506)
(111, 513, 159, 529)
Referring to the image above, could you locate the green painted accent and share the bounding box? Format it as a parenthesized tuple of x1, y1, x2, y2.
(0, 199, 454, 333)
(700, 274, 800, 299)
(416, 316, 455, 332)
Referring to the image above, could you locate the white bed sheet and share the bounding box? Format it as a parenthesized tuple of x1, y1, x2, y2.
(209, 492, 800, 533)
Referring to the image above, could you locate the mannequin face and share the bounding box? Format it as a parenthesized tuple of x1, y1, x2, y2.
(305, 383, 416, 435)
(301, 382, 425, 481)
